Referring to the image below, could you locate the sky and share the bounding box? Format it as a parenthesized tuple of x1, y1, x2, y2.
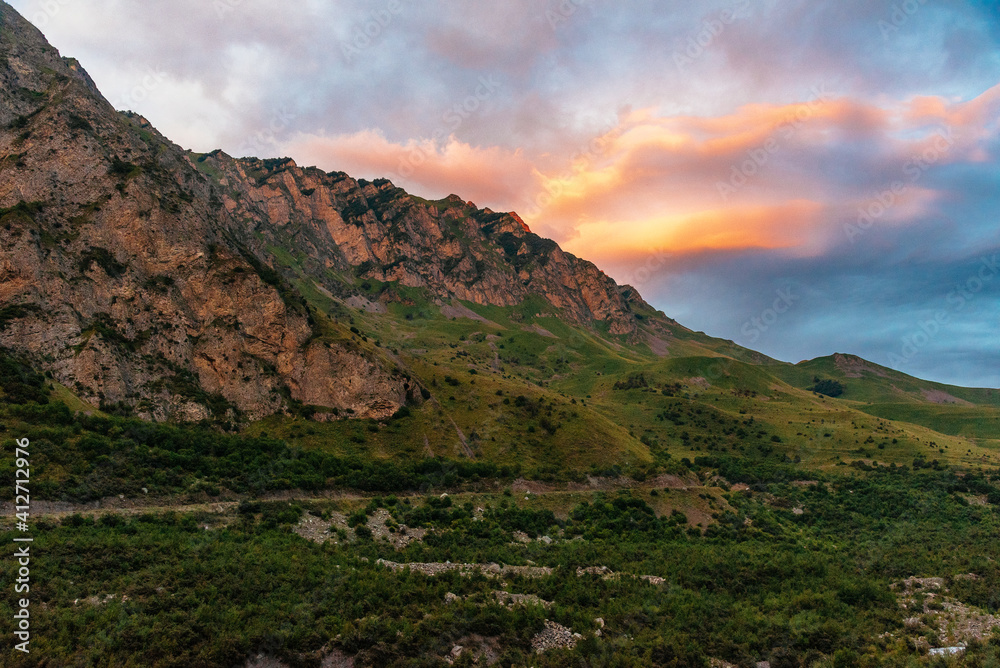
(10, 0, 1000, 387)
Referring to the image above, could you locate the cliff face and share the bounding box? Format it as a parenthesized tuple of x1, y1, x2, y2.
(0, 1, 665, 422)
(204, 153, 653, 337)
(0, 2, 412, 421)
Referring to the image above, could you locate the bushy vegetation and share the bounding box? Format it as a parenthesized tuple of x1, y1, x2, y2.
(6, 459, 1000, 666)
(3, 289, 1000, 665)
(811, 377, 845, 398)
(0, 400, 519, 501)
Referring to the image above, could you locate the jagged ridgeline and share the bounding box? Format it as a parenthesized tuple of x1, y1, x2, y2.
(0, 0, 672, 426)
(3, 0, 1000, 479)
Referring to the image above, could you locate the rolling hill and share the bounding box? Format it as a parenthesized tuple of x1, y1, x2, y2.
(1, 0, 998, 481)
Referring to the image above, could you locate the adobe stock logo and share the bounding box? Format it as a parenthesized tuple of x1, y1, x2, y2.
(237, 107, 298, 157)
(844, 127, 955, 243)
(393, 76, 503, 180)
(888, 255, 999, 367)
(674, 0, 752, 72)
(738, 288, 797, 344)
(340, 0, 409, 64)
(545, 0, 594, 30)
(111, 66, 169, 112)
(616, 251, 673, 290)
(716, 85, 832, 201)
(521, 120, 618, 219)
(879, 0, 930, 41)
(31, 0, 70, 28)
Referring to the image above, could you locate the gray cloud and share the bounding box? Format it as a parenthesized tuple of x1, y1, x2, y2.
(8, 0, 1000, 386)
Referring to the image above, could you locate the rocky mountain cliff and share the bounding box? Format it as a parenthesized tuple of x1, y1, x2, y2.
(0, 1, 665, 422)
(0, 3, 417, 421)
(198, 151, 657, 338)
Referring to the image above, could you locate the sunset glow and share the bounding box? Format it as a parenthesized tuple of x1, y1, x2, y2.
(17, 0, 1000, 385)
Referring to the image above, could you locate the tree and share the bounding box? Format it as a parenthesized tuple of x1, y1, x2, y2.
(811, 378, 844, 397)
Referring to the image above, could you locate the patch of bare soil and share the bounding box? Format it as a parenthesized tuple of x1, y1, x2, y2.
(576, 566, 666, 586)
(376, 559, 554, 579)
(649, 473, 700, 489)
(833, 353, 887, 378)
(320, 649, 355, 668)
(524, 323, 557, 338)
(709, 659, 739, 668)
(295, 510, 427, 549)
(365, 508, 426, 549)
(687, 377, 711, 390)
(493, 590, 552, 608)
(922, 389, 973, 405)
(644, 332, 670, 357)
(244, 651, 355, 668)
(510, 478, 556, 494)
(442, 591, 552, 609)
(344, 295, 387, 314)
(441, 300, 498, 325)
(293, 513, 334, 544)
(531, 620, 581, 653)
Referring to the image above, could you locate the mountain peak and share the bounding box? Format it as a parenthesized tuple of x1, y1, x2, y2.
(509, 211, 531, 233)
(0, 2, 103, 120)
(0, 9, 670, 421)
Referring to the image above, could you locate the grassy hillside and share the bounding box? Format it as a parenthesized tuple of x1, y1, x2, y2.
(230, 273, 1000, 479)
(5, 289, 1000, 665)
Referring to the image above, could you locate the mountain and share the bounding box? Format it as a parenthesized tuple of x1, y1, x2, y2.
(9, 7, 1000, 668)
(2, 1, 999, 476)
(0, 1, 680, 425)
(200, 151, 660, 338)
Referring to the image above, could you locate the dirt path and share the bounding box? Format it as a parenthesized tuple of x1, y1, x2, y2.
(1, 476, 719, 521)
(449, 417, 476, 459)
(0, 491, 367, 520)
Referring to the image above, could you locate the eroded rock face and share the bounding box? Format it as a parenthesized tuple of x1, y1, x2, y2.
(0, 1, 667, 422)
(0, 2, 410, 420)
(205, 152, 657, 337)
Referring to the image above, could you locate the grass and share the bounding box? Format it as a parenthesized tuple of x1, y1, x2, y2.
(859, 403, 1000, 440)
(10, 463, 1000, 666)
(227, 278, 1000, 480)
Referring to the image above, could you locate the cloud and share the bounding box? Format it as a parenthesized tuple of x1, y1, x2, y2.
(519, 87, 997, 253)
(420, 0, 560, 74)
(7, 0, 1000, 385)
(284, 130, 537, 206)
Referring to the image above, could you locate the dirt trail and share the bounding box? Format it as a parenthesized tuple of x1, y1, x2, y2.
(0, 491, 367, 520)
(1, 477, 718, 521)
(449, 417, 476, 459)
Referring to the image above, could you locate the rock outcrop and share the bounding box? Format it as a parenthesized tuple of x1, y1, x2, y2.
(531, 620, 580, 653)
(0, 2, 412, 420)
(0, 1, 669, 421)
(201, 150, 660, 337)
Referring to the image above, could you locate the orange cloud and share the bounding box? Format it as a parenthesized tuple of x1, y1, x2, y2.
(281, 85, 999, 274)
(905, 82, 1000, 133)
(562, 200, 829, 264)
(284, 129, 535, 206)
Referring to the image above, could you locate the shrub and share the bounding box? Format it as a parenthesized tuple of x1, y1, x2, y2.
(810, 378, 845, 397)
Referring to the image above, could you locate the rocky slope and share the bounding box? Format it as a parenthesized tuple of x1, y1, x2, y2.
(0, 1, 669, 422)
(0, 2, 413, 421)
(201, 150, 658, 337)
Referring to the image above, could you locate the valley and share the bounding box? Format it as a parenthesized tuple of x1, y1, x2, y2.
(2, 1, 1000, 665)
